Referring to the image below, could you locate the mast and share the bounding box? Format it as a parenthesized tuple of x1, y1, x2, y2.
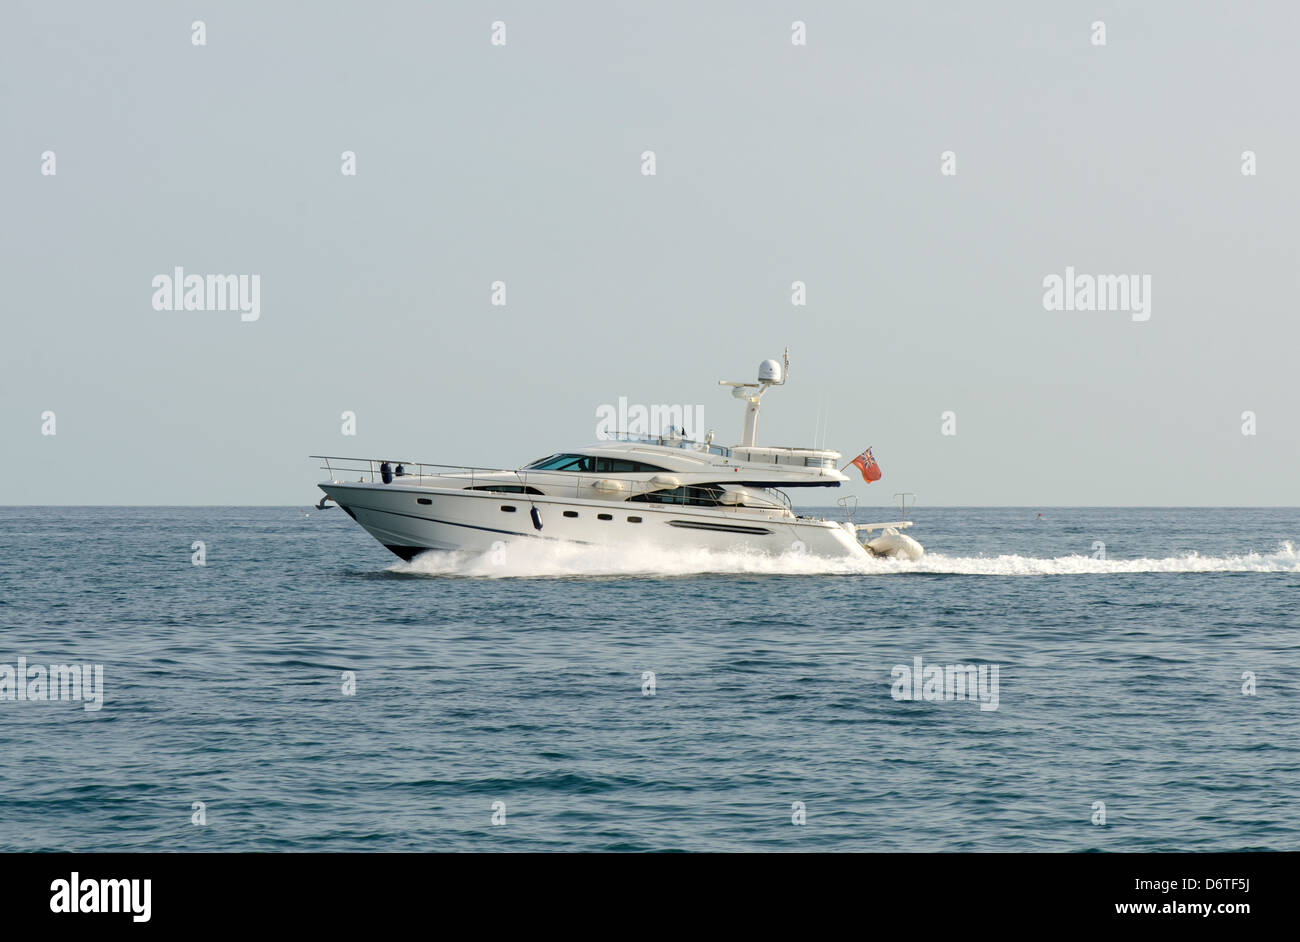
(719, 349, 788, 447)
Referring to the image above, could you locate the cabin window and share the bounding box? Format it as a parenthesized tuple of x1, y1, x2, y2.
(563, 511, 578, 518)
(417, 498, 432, 505)
(500, 505, 517, 513)
(523, 454, 668, 473)
(627, 516, 642, 523)
(465, 484, 544, 495)
(597, 513, 613, 521)
(628, 485, 725, 507)
(594, 457, 669, 473)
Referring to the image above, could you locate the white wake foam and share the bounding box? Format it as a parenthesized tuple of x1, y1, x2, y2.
(387, 541, 1300, 579)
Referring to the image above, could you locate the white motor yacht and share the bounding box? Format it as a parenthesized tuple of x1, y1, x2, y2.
(313, 353, 923, 562)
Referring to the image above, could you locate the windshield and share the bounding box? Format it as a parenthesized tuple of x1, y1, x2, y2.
(523, 453, 594, 472)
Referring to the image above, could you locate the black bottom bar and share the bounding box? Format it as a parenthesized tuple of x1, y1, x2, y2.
(1, 851, 1287, 929)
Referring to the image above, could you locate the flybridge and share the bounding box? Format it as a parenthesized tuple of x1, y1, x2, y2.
(608, 435, 840, 470)
(606, 431, 732, 457)
(729, 446, 840, 469)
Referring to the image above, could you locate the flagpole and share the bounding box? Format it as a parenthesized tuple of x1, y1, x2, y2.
(840, 447, 869, 473)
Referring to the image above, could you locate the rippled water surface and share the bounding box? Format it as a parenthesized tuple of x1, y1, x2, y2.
(2, 506, 1297, 851)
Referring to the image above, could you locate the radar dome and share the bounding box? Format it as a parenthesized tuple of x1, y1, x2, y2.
(758, 359, 783, 384)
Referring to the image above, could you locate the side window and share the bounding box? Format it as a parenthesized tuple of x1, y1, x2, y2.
(630, 485, 723, 506)
(546, 455, 589, 472)
(593, 458, 669, 474)
(596, 457, 635, 473)
(465, 485, 544, 495)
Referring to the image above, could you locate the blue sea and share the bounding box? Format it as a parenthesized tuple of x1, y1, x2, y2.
(1, 506, 1297, 852)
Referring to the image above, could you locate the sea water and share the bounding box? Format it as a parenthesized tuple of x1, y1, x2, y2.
(1, 506, 1297, 851)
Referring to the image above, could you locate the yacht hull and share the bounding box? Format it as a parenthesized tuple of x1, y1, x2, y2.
(319, 482, 869, 560)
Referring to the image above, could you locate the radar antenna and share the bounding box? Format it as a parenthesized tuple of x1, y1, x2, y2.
(718, 348, 789, 446)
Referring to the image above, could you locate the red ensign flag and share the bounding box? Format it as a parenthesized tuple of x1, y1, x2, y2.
(851, 448, 882, 483)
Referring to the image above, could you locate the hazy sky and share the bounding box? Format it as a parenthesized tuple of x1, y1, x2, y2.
(3, 1, 1297, 505)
